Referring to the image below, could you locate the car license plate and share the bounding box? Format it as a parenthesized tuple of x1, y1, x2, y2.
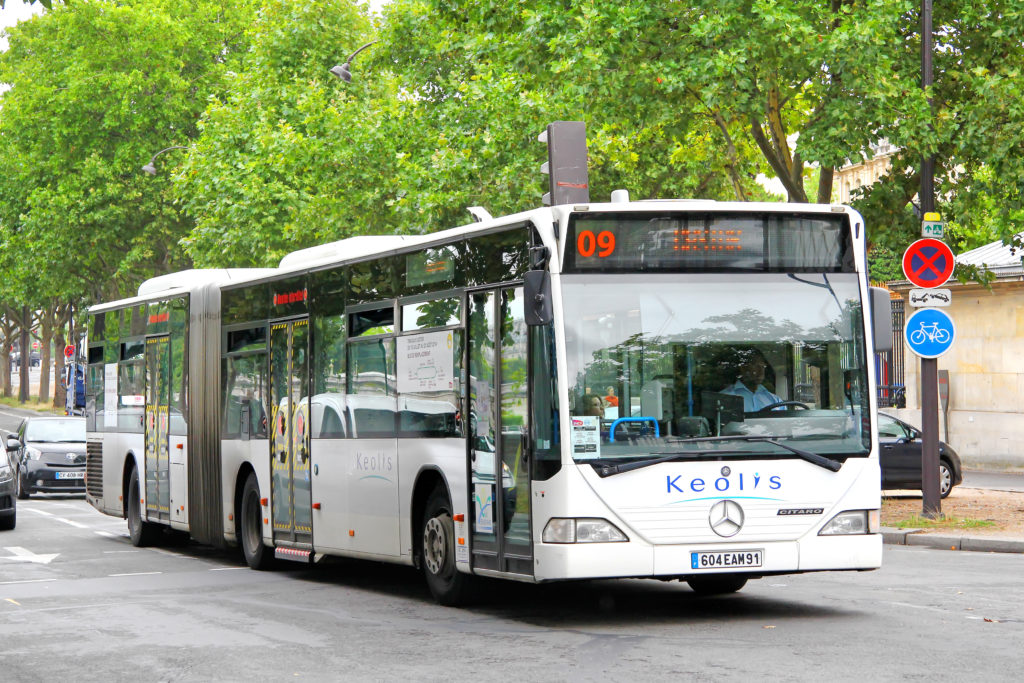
(56, 471, 85, 479)
(691, 549, 763, 570)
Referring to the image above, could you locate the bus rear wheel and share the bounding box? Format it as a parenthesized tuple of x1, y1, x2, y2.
(421, 487, 472, 606)
(127, 466, 161, 547)
(686, 574, 748, 595)
(240, 473, 272, 570)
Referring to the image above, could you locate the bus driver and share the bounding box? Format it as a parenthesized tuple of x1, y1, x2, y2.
(721, 347, 783, 412)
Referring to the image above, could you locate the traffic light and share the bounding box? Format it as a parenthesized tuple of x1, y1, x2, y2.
(538, 121, 589, 205)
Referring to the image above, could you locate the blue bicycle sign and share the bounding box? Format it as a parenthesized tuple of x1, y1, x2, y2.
(905, 308, 955, 358)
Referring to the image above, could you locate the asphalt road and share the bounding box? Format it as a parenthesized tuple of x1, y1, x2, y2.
(1, 496, 1022, 682)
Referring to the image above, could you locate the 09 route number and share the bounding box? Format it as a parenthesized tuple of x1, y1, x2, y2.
(577, 230, 616, 258)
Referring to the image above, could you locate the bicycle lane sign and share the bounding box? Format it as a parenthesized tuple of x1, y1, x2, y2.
(905, 307, 956, 358)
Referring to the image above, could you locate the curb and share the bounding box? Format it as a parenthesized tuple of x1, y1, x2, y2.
(882, 526, 1024, 554)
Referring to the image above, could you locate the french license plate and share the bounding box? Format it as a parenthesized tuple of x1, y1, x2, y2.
(56, 471, 85, 480)
(691, 549, 763, 570)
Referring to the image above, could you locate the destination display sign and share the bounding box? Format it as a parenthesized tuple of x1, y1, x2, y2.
(565, 212, 852, 272)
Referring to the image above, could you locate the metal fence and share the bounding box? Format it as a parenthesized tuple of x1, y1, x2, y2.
(876, 297, 906, 408)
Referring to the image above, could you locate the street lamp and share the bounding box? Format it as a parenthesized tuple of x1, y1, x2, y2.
(142, 145, 190, 175)
(330, 41, 377, 83)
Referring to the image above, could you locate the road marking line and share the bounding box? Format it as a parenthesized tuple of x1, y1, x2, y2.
(54, 518, 90, 529)
(5, 598, 21, 605)
(149, 548, 196, 559)
(108, 572, 162, 577)
(103, 550, 140, 554)
(94, 531, 118, 538)
(0, 579, 56, 585)
(210, 567, 246, 571)
(24, 508, 54, 517)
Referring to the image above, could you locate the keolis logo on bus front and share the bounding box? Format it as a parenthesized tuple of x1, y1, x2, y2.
(666, 471, 781, 495)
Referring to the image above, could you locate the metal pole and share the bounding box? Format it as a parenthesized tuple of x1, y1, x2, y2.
(919, 0, 940, 518)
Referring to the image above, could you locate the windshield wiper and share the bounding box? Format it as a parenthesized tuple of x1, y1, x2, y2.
(593, 435, 842, 477)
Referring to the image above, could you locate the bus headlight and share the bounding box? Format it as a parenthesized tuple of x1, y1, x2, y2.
(542, 518, 628, 544)
(818, 509, 880, 535)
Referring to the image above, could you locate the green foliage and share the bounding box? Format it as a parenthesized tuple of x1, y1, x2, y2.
(175, 1, 382, 266)
(852, 0, 1024, 274)
(2, 0, 1023, 295)
(0, 0, 259, 302)
(866, 245, 903, 285)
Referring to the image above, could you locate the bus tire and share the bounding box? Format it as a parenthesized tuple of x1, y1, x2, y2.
(686, 574, 748, 595)
(240, 473, 272, 570)
(127, 466, 161, 547)
(421, 487, 472, 606)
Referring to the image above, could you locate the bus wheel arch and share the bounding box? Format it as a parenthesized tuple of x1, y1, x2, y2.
(124, 454, 160, 546)
(238, 469, 272, 569)
(121, 453, 142, 519)
(416, 472, 473, 605)
(232, 464, 256, 542)
(411, 469, 447, 570)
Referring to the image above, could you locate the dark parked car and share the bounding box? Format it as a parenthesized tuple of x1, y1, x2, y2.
(879, 412, 962, 498)
(8, 416, 87, 498)
(0, 438, 16, 529)
(11, 350, 41, 369)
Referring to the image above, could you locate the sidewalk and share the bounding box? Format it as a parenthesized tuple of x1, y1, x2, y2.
(882, 527, 1024, 553)
(882, 471, 1024, 555)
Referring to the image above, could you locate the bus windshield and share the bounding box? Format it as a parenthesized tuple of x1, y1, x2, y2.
(562, 272, 870, 464)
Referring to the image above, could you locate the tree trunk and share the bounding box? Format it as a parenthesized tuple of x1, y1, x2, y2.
(0, 307, 15, 398)
(38, 306, 56, 403)
(52, 303, 71, 412)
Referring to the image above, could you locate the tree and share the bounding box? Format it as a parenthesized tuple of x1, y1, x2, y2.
(0, 0, 260, 303)
(174, 1, 386, 267)
(376, 0, 921, 210)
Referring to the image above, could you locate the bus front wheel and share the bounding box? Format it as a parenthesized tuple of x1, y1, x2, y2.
(241, 473, 272, 570)
(686, 574, 748, 595)
(127, 466, 161, 547)
(421, 487, 472, 606)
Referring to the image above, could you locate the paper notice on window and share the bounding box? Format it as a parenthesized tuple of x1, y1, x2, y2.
(571, 416, 601, 459)
(104, 363, 118, 427)
(396, 330, 454, 393)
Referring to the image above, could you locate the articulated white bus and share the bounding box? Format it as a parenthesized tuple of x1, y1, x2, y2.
(85, 197, 892, 604)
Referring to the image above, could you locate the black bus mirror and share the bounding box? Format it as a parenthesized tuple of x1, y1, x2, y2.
(524, 270, 553, 326)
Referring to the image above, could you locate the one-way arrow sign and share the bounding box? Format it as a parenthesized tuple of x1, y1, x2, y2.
(1, 546, 60, 565)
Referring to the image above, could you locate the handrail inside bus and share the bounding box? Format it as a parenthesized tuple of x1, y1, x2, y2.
(608, 417, 660, 442)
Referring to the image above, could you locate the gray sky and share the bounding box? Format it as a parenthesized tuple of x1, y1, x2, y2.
(1, 1, 44, 51)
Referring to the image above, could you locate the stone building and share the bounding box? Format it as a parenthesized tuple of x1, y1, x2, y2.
(833, 141, 897, 204)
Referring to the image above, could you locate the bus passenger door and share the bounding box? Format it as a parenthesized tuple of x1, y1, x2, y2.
(144, 336, 171, 522)
(468, 287, 533, 576)
(269, 319, 313, 548)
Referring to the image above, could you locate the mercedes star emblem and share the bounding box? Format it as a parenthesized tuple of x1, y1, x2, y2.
(709, 499, 745, 537)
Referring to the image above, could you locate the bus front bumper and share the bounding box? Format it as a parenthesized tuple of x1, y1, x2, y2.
(532, 533, 882, 581)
